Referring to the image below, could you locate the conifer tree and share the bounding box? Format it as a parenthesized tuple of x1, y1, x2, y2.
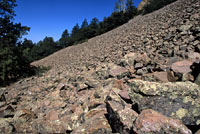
(81, 18, 88, 29)
(0, 0, 31, 85)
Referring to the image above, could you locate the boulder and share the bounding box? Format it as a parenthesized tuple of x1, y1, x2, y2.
(153, 71, 169, 82)
(128, 80, 200, 125)
(134, 109, 192, 134)
(121, 53, 150, 69)
(119, 89, 131, 100)
(171, 60, 193, 74)
(186, 52, 200, 61)
(71, 107, 112, 134)
(108, 63, 130, 79)
(105, 91, 138, 133)
(171, 60, 194, 81)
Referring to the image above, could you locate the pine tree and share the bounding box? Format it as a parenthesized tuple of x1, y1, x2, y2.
(59, 29, 71, 48)
(81, 18, 88, 29)
(0, 0, 32, 85)
(71, 24, 80, 35)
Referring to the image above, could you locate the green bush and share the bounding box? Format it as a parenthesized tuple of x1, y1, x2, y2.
(0, 0, 35, 86)
(33, 66, 51, 77)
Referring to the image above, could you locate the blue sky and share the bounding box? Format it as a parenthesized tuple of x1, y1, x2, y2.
(14, 0, 142, 43)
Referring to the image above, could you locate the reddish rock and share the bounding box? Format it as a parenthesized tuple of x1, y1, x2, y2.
(134, 109, 192, 134)
(113, 80, 129, 91)
(113, 80, 124, 90)
(187, 52, 200, 61)
(119, 89, 131, 100)
(171, 60, 193, 74)
(153, 71, 169, 82)
(108, 64, 130, 78)
(46, 110, 59, 121)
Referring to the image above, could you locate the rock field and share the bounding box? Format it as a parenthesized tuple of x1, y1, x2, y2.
(0, 0, 200, 133)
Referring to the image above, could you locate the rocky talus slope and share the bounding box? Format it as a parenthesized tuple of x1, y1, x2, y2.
(1, 0, 200, 133)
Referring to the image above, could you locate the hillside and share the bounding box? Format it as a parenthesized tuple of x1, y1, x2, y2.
(1, 0, 200, 133)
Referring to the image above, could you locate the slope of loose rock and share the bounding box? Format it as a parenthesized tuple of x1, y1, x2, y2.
(0, 0, 200, 133)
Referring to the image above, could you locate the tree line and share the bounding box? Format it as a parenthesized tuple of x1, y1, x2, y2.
(20, 0, 137, 63)
(0, 0, 177, 86)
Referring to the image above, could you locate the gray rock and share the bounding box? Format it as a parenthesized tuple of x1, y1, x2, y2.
(134, 63, 143, 69)
(136, 67, 148, 75)
(0, 119, 14, 134)
(179, 24, 192, 34)
(128, 80, 200, 125)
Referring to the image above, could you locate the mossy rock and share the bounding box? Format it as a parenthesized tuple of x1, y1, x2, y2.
(128, 80, 200, 125)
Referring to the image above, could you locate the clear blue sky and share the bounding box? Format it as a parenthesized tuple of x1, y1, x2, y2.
(14, 0, 142, 43)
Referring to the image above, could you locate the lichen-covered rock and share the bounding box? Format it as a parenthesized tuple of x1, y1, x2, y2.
(71, 106, 112, 134)
(105, 91, 138, 133)
(128, 80, 200, 125)
(121, 53, 151, 69)
(0, 118, 14, 134)
(134, 109, 192, 134)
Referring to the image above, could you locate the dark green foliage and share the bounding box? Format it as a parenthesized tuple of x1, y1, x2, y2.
(87, 18, 100, 38)
(19, 38, 34, 62)
(142, 0, 177, 14)
(81, 18, 88, 29)
(58, 29, 71, 48)
(33, 66, 51, 77)
(126, 0, 137, 18)
(28, 37, 59, 62)
(0, 0, 35, 86)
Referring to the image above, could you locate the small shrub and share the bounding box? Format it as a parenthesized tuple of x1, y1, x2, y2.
(34, 66, 51, 77)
